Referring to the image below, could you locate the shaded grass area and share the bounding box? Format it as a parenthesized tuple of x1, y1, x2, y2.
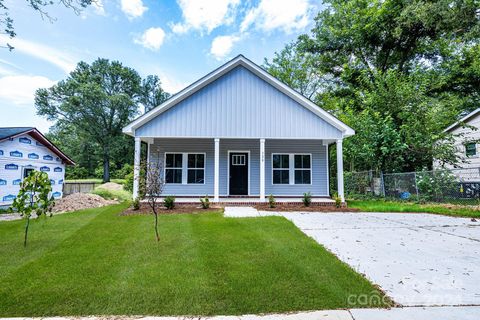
(91, 186, 132, 202)
(349, 199, 480, 218)
(0, 204, 388, 316)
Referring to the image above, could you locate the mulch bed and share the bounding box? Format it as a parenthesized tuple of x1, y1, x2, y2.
(121, 203, 223, 215)
(255, 203, 360, 212)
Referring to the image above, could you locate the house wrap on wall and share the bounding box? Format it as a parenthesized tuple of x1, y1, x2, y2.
(0, 127, 75, 206)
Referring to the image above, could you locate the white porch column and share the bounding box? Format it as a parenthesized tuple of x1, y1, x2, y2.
(133, 137, 141, 200)
(336, 139, 345, 202)
(214, 138, 220, 202)
(259, 138, 265, 201)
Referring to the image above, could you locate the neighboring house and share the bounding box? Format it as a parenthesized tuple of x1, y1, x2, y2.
(436, 108, 480, 171)
(123, 55, 354, 202)
(0, 127, 75, 206)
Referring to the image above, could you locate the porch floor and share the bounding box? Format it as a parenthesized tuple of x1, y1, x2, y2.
(142, 197, 335, 206)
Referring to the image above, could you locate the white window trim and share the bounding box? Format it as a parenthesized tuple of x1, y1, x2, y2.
(465, 142, 478, 158)
(164, 152, 206, 185)
(271, 153, 312, 185)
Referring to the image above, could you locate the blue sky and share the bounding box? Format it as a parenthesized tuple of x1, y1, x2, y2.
(0, 0, 321, 132)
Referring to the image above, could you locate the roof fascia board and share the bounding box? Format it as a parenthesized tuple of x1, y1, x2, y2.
(444, 108, 480, 133)
(0, 128, 75, 165)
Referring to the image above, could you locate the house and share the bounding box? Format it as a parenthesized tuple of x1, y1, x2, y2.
(0, 127, 75, 206)
(123, 55, 354, 203)
(436, 108, 480, 172)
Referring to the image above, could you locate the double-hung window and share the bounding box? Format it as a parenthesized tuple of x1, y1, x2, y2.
(272, 154, 311, 185)
(187, 154, 205, 184)
(465, 143, 476, 157)
(165, 153, 183, 184)
(272, 154, 290, 184)
(165, 153, 205, 184)
(294, 155, 311, 184)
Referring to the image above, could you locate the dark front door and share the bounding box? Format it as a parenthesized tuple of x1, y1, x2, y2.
(229, 152, 248, 195)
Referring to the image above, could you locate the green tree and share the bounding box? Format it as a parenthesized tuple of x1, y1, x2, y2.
(266, 0, 480, 172)
(11, 171, 55, 247)
(263, 41, 324, 101)
(1, 0, 92, 50)
(35, 58, 143, 182)
(140, 75, 171, 113)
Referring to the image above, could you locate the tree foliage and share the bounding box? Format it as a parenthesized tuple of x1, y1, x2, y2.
(35, 58, 169, 182)
(1, 0, 92, 50)
(266, 0, 480, 172)
(11, 171, 55, 247)
(143, 160, 165, 242)
(140, 75, 171, 113)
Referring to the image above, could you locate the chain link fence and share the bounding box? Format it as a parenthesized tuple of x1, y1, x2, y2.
(345, 167, 480, 204)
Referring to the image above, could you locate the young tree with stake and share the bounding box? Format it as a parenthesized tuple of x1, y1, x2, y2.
(11, 171, 55, 247)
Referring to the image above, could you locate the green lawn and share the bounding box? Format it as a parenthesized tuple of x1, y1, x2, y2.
(0, 204, 388, 316)
(65, 178, 126, 184)
(349, 199, 480, 218)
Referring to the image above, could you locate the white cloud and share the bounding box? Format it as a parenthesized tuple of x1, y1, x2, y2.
(171, 0, 240, 34)
(134, 27, 166, 51)
(92, 0, 106, 15)
(0, 75, 56, 105)
(0, 36, 77, 74)
(210, 35, 240, 60)
(121, 0, 148, 19)
(240, 0, 314, 34)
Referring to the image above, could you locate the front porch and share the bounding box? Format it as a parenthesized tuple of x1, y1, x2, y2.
(132, 137, 346, 203)
(142, 196, 336, 206)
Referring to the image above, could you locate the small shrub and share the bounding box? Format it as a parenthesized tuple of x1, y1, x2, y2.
(302, 192, 312, 207)
(268, 194, 276, 208)
(200, 195, 210, 209)
(163, 196, 175, 210)
(132, 197, 140, 210)
(124, 172, 134, 192)
(333, 192, 341, 208)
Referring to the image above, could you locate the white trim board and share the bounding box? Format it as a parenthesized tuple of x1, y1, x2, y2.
(123, 55, 354, 137)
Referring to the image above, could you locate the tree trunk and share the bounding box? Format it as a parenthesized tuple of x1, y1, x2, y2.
(103, 155, 110, 183)
(24, 217, 30, 247)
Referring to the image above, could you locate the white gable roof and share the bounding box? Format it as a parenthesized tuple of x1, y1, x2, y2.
(123, 55, 354, 138)
(444, 108, 480, 133)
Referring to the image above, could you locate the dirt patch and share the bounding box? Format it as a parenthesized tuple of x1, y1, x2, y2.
(255, 203, 360, 212)
(121, 203, 223, 215)
(97, 182, 124, 191)
(52, 193, 118, 213)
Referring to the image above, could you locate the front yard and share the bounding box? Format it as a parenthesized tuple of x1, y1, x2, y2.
(0, 204, 388, 317)
(348, 199, 480, 218)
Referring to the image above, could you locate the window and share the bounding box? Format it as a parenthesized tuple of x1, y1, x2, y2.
(165, 153, 205, 184)
(294, 155, 311, 184)
(187, 154, 205, 184)
(23, 168, 34, 179)
(272, 154, 312, 185)
(165, 153, 183, 184)
(232, 154, 246, 166)
(272, 154, 290, 184)
(466, 143, 476, 157)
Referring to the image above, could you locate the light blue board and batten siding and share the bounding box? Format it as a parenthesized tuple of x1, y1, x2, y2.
(135, 66, 343, 139)
(150, 138, 328, 197)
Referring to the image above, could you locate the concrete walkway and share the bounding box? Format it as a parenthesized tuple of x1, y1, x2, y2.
(4, 306, 480, 319)
(224, 207, 480, 310)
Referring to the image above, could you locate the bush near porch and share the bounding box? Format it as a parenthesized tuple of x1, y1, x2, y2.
(0, 204, 390, 316)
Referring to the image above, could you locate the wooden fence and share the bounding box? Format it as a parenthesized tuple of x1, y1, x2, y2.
(63, 182, 99, 195)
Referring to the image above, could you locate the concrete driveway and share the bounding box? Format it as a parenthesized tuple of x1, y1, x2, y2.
(277, 212, 480, 306)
